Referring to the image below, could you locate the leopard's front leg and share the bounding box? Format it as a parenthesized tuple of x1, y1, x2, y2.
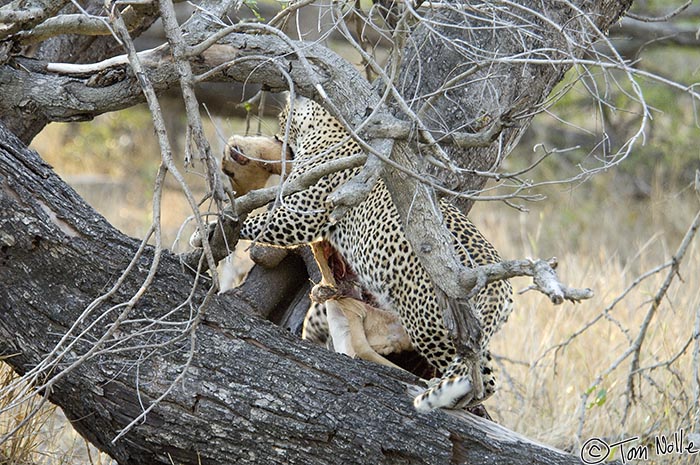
(239, 197, 332, 247)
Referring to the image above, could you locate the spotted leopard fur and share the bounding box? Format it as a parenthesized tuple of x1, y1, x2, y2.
(239, 97, 513, 411)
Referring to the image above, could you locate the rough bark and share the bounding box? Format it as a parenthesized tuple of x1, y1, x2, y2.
(0, 123, 594, 465)
(0, 33, 366, 136)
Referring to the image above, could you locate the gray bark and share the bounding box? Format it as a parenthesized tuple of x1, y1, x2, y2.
(0, 124, 590, 464)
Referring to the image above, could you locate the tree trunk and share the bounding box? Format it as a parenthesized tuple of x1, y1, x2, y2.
(0, 121, 602, 465)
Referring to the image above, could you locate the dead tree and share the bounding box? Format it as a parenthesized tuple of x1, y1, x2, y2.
(0, 1, 637, 464)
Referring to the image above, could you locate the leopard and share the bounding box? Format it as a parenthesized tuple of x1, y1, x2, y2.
(228, 96, 513, 411)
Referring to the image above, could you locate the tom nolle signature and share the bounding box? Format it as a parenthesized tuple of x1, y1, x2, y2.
(580, 428, 699, 464)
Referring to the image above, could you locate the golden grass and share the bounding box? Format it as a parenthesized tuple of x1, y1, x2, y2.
(3, 105, 697, 463)
(474, 178, 700, 464)
(0, 363, 50, 464)
(0, 364, 113, 465)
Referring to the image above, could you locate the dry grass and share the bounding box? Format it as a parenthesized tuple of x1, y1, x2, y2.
(0, 363, 51, 464)
(3, 104, 698, 463)
(475, 176, 700, 464)
(0, 364, 112, 465)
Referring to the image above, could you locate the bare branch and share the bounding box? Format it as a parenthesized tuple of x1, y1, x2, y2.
(17, 8, 141, 45)
(0, 1, 70, 38)
(466, 258, 593, 305)
(107, 2, 221, 288)
(576, 202, 700, 437)
(0, 7, 45, 22)
(362, 116, 505, 149)
(625, 0, 692, 22)
(613, 16, 700, 51)
(327, 154, 384, 222)
(622, 205, 700, 421)
(180, 153, 368, 273)
(158, 0, 227, 203)
(538, 260, 672, 365)
(9, 31, 366, 127)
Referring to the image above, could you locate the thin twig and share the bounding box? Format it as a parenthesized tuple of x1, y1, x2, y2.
(577, 203, 700, 438)
(625, 0, 692, 23)
(622, 206, 700, 421)
(159, 0, 231, 212)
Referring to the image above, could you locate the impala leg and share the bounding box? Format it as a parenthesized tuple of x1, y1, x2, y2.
(337, 297, 406, 371)
(310, 242, 404, 370)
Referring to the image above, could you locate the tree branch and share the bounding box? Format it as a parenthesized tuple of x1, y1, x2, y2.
(181, 153, 369, 273)
(0, 30, 367, 128)
(625, 0, 692, 22)
(17, 9, 142, 45)
(361, 116, 505, 149)
(0, 0, 69, 39)
(465, 258, 593, 305)
(622, 205, 700, 420)
(609, 16, 700, 58)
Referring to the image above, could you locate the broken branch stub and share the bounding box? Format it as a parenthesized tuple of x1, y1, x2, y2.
(457, 257, 593, 306)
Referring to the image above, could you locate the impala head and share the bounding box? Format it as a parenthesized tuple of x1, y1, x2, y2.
(222, 135, 293, 196)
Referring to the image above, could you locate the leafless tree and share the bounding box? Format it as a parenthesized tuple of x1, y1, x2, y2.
(1, 1, 698, 464)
